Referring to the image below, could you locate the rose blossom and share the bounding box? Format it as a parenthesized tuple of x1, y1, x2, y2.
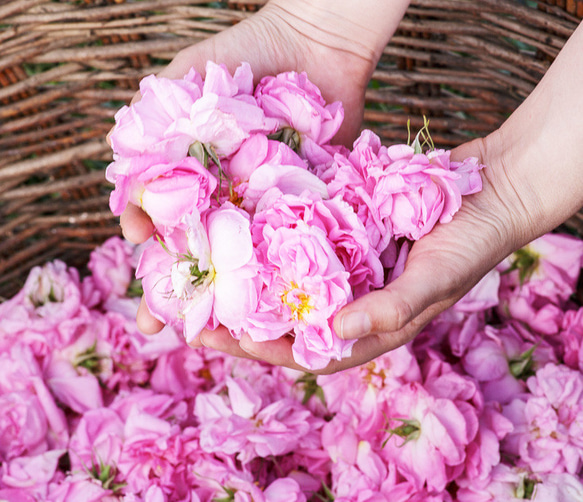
(462, 323, 556, 404)
(86, 236, 135, 302)
(195, 376, 323, 464)
(1, 449, 65, 499)
(502, 363, 583, 474)
(561, 308, 583, 372)
(0, 261, 90, 356)
(245, 210, 353, 370)
(109, 61, 277, 161)
(67, 408, 124, 477)
(107, 155, 217, 234)
(497, 233, 583, 334)
(223, 134, 328, 213)
(0, 345, 68, 460)
(328, 130, 483, 252)
(137, 204, 260, 343)
(254, 70, 344, 166)
(381, 380, 478, 492)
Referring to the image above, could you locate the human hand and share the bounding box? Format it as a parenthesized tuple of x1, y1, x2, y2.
(113, 0, 410, 334)
(199, 20, 583, 373)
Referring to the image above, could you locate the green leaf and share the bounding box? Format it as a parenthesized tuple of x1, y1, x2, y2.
(296, 373, 326, 406)
(509, 344, 537, 380)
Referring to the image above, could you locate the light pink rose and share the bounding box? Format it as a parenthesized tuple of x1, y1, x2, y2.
(502, 363, 583, 475)
(500, 233, 583, 297)
(497, 233, 583, 334)
(110, 61, 274, 161)
(372, 146, 481, 241)
(456, 463, 536, 502)
(0, 392, 50, 462)
(224, 134, 328, 213)
(263, 478, 307, 502)
(46, 472, 116, 502)
(137, 205, 260, 343)
(0, 346, 68, 460)
(189, 456, 266, 501)
(462, 324, 556, 404)
(107, 156, 217, 234)
(195, 377, 323, 464)
(1, 449, 65, 499)
(109, 388, 187, 425)
(246, 215, 353, 370)
(109, 71, 203, 159)
(117, 406, 198, 497)
(381, 381, 476, 492)
(254, 70, 344, 165)
(328, 130, 483, 251)
(532, 472, 583, 501)
(68, 408, 124, 475)
(170, 62, 278, 158)
(499, 283, 565, 335)
(87, 236, 135, 301)
(330, 442, 390, 501)
(255, 190, 384, 297)
(318, 345, 421, 441)
(458, 404, 514, 487)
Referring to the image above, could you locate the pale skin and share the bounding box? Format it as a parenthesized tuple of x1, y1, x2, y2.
(116, 0, 583, 374)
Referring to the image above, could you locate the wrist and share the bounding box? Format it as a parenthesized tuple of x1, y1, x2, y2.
(266, 0, 410, 73)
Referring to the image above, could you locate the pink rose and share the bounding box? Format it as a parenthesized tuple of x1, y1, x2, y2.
(246, 212, 354, 369)
(107, 155, 217, 234)
(561, 308, 583, 372)
(117, 407, 198, 496)
(68, 408, 124, 475)
(382, 382, 477, 492)
(0, 346, 68, 460)
(46, 472, 115, 502)
(263, 478, 307, 502)
(224, 134, 328, 213)
(503, 363, 583, 474)
(254, 70, 344, 165)
(328, 130, 483, 251)
(1, 449, 65, 499)
(111, 61, 274, 160)
(137, 205, 261, 343)
(462, 324, 556, 404)
(195, 377, 323, 464)
(87, 236, 135, 301)
(109, 71, 203, 159)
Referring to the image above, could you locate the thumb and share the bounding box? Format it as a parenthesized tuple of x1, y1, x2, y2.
(333, 259, 452, 340)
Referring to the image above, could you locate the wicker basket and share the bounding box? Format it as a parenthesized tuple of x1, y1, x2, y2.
(1, 0, 582, 299)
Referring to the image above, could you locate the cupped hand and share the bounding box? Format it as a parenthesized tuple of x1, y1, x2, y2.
(206, 131, 540, 374)
(196, 17, 583, 373)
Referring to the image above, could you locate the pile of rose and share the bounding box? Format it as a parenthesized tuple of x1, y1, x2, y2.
(1, 231, 583, 500)
(106, 62, 483, 370)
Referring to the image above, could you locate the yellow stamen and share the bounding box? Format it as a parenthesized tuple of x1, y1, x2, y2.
(281, 282, 313, 322)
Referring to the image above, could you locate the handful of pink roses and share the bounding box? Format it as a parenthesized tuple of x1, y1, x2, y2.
(106, 62, 484, 369)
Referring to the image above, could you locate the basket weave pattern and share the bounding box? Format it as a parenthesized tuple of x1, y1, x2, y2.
(0, 0, 581, 298)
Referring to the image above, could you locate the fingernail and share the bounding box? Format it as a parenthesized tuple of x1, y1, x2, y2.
(340, 311, 372, 339)
(239, 335, 259, 357)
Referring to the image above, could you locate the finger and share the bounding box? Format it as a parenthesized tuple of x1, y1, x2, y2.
(238, 333, 307, 371)
(199, 327, 260, 360)
(137, 295, 165, 335)
(119, 203, 155, 244)
(187, 336, 204, 349)
(333, 259, 449, 340)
